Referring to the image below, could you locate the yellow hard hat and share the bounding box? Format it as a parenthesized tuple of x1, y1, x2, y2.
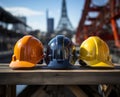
(79, 36, 114, 68)
(9, 35, 44, 69)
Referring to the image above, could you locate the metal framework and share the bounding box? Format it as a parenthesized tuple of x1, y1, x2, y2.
(56, 0, 74, 31)
(76, 0, 120, 48)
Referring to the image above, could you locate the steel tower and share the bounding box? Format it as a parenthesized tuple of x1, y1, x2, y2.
(56, 0, 74, 31)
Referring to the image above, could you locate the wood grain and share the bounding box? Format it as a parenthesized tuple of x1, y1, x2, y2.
(0, 64, 120, 84)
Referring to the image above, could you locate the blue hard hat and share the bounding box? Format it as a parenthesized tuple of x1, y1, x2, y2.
(45, 35, 77, 69)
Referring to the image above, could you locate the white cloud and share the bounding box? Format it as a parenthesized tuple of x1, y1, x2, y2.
(5, 7, 44, 17)
(28, 21, 46, 31)
(4, 7, 45, 30)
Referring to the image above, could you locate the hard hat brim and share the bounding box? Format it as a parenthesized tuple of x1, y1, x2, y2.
(47, 59, 74, 69)
(9, 61, 36, 69)
(89, 61, 114, 68)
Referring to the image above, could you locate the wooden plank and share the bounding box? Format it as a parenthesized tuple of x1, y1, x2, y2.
(0, 85, 16, 97)
(17, 85, 40, 97)
(67, 85, 88, 97)
(0, 85, 6, 97)
(0, 64, 120, 84)
(79, 85, 102, 97)
(31, 86, 49, 97)
(6, 85, 16, 97)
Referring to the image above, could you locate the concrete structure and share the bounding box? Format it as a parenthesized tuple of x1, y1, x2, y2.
(46, 10, 54, 33)
(47, 18, 54, 33)
(13, 16, 27, 33)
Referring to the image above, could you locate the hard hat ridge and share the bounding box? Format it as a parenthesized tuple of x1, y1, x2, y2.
(9, 35, 44, 69)
(45, 35, 77, 69)
(79, 36, 114, 68)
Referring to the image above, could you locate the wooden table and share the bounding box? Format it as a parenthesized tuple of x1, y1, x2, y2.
(0, 64, 120, 97)
(0, 64, 120, 85)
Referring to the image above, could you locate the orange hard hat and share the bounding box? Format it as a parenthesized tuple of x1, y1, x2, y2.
(9, 35, 44, 69)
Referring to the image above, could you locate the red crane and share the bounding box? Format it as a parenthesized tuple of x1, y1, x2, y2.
(76, 0, 120, 48)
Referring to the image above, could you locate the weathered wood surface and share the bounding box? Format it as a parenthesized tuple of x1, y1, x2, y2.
(0, 85, 16, 97)
(0, 64, 120, 85)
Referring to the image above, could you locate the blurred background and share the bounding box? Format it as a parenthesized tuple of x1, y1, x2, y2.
(0, 0, 120, 63)
(0, 0, 120, 96)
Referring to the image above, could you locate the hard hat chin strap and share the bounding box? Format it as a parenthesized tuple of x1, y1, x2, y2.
(12, 55, 16, 61)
